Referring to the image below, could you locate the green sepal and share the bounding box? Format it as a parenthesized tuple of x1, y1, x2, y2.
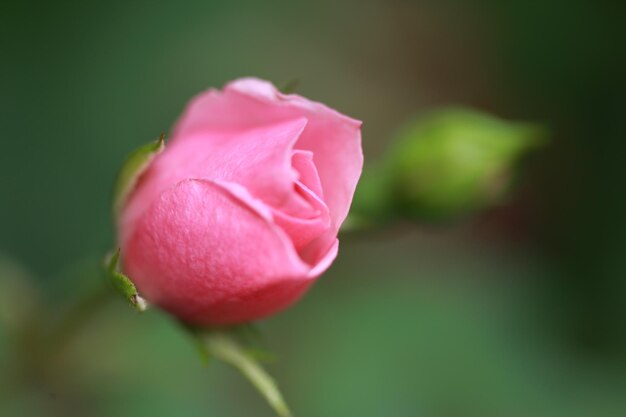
(113, 133, 165, 215)
(279, 78, 300, 94)
(231, 324, 276, 362)
(105, 249, 147, 312)
(188, 332, 212, 366)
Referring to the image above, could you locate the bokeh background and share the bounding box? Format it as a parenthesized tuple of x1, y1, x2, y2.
(1, 0, 625, 416)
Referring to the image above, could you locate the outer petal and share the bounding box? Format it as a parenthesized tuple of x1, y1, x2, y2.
(172, 77, 363, 230)
(120, 118, 308, 247)
(122, 178, 316, 325)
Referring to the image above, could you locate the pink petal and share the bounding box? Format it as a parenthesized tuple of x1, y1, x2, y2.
(173, 77, 363, 231)
(120, 118, 308, 246)
(122, 178, 315, 325)
(308, 238, 339, 278)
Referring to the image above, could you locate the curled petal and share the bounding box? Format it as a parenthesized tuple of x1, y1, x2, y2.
(291, 150, 324, 199)
(173, 78, 363, 230)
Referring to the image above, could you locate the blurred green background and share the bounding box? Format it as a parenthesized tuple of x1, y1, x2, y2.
(1, 0, 625, 416)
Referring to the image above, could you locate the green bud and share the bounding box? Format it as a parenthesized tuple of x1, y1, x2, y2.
(386, 108, 547, 220)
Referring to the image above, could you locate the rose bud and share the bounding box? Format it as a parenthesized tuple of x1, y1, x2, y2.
(117, 78, 363, 325)
(384, 108, 546, 221)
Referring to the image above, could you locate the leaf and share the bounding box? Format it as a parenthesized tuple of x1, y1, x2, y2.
(112, 134, 165, 215)
(193, 328, 292, 417)
(105, 249, 148, 312)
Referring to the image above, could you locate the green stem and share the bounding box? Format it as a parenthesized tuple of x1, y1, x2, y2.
(10, 282, 114, 392)
(200, 330, 293, 417)
(47, 283, 114, 356)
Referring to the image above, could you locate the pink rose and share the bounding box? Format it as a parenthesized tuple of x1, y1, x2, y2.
(118, 78, 363, 325)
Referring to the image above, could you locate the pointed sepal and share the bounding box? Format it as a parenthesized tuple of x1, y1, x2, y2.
(113, 133, 165, 215)
(279, 78, 300, 94)
(105, 249, 148, 312)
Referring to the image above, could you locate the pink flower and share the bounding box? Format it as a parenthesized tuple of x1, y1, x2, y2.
(118, 78, 363, 324)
